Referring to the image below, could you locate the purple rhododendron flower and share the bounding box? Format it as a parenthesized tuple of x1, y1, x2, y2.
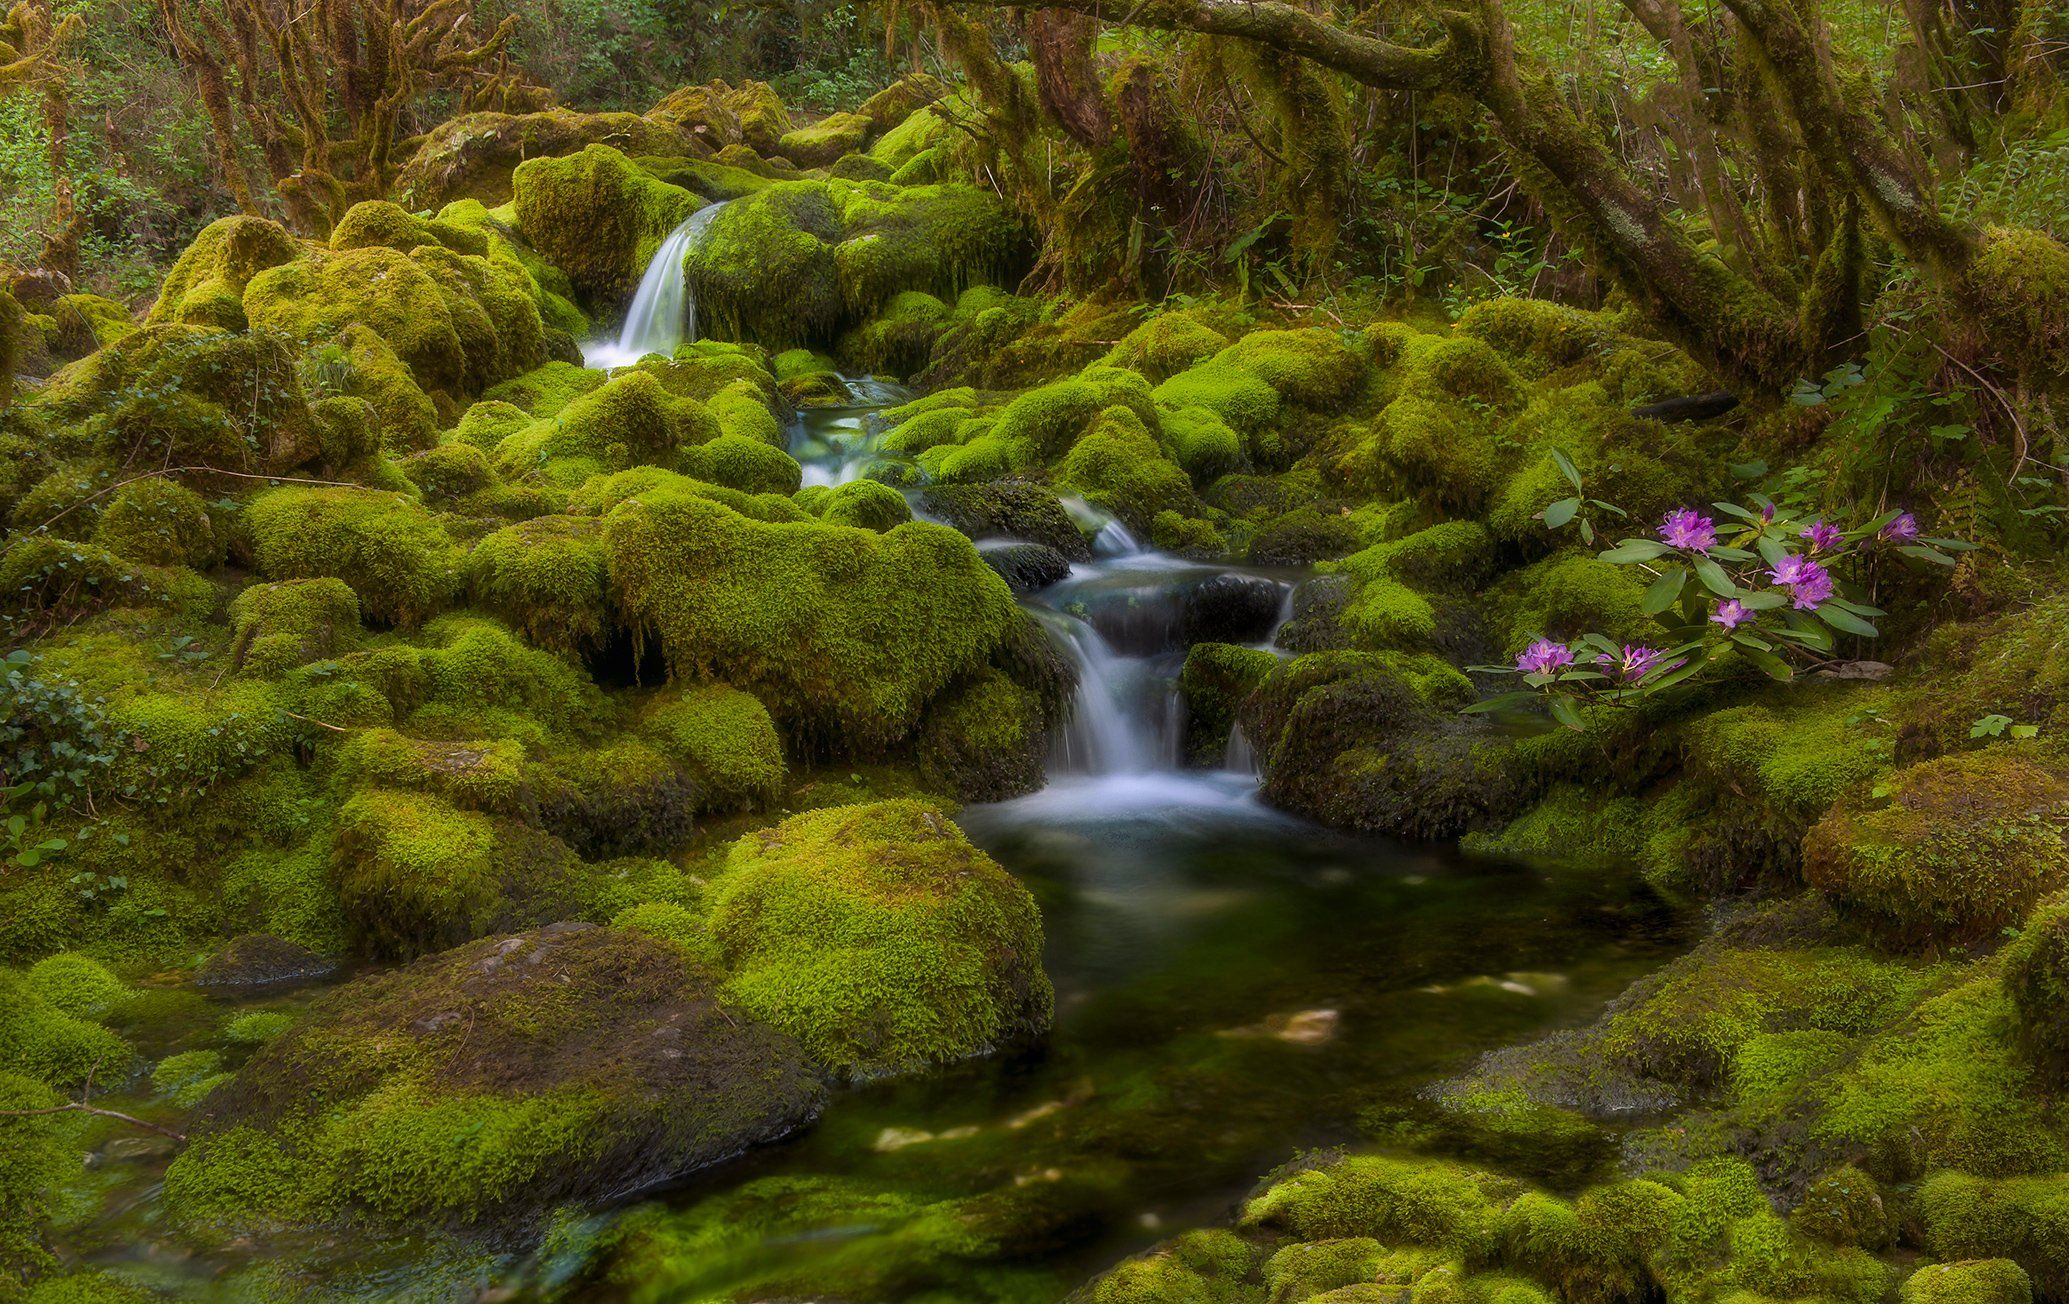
(1769, 554, 1834, 610)
(1619, 645, 1672, 680)
(1801, 520, 1843, 553)
(1712, 599, 1753, 631)
(1881, 511, 1920, 542)
(1759, 502, 1776, 524)
(1516, 639, 1575, 675)
(1658, 508, 1717, 553)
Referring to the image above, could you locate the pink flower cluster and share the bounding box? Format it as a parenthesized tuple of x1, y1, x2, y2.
(1515, 639, 1574, 675)
(1657, 509, 1717, 553)
(1769, 554, 1833, 610)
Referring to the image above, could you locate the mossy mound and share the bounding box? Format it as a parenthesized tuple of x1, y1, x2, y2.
(1180, 642, 1278, 766)
(602, 484, 1019, 751)
(146, 215, 302, 330)
(395, 107, 701, 211)
(1805, 751, 2069, 952)
(512, 144, 703, 309)
(163, 923, 823, 1234)
(707, 801, 1052, 1078)
(914, 668, 1050, 801)
(684, 177, 1026, 350)
(1247, 651, 1507, 837)
(638, 683, 787, 811)
(248, 487, 460, 627)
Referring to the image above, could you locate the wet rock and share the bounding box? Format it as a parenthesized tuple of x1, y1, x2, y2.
(165, 923, 824, 1230)
(1182, 574, 1285, 646)
(193, 935, 336, 990)
(921, 482, 1093, 560)
(981, 541, 1072, 593)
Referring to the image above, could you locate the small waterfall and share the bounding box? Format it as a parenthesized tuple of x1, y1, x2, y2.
(1224, 723, 1261, 777)
(1042, 613, 1164, 775)
(583, 201, 728, 368)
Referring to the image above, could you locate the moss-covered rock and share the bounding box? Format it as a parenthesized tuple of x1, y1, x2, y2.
(914, 668, 1049, 801)
(639, 683, 787, 811)
(146, 215, 302, 330)
(708, 801, 1052, 1078)
(1921, 1172, 2069, 1298)
(163, 923, 823, 1233)
(90, 478, 217, 569)
(603, 484, 1018, 751)
(1901, 1258, 2036, 1304)
(1804, 751, 2069, 952)
(248, 487, 459, 627)
(1179, 642, 1277, 767)
(511, 144, 703, 309)
(228, 578, 361, 676)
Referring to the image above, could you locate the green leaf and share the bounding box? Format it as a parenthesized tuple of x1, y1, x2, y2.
(1693, 557, 1737, 598)
(1549, 695, 1588, 732)
(2012, 724, 2041, 740)
(1550, 447, 1584, 494)
(1641, 567, 1687, 616)
(1972, 713, 2012, 738)
(1816, 605, 1879, 637)
(1599, 539, 1671, 564)
(1732, 639, 1794, 680)
(1543, 497, 1581, 529)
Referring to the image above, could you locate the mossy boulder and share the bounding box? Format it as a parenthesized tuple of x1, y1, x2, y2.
(1901, 1259, 2036, 1304)
(228, 578, 362, 676)
(1804, 751, 2069, 952)
(707, 801, 1053, 1078)
(1179, 642, 1277, 766)
(146, 215, 302, 330)
(779, 111, 872, 167)
(1921, 1173, 2069, 1298)
(248, 487, 460, 627)
(512, 144, 702, 308)
(163, 923, 823, 1233)
(914, 668, 1049, 801)
(638, 683, 787, 811)
(91, 478, 217, 569)
(602, 484, 1019, 751)
(395, 108, 700, 210)
(1249, 651, 1508, 838)
(2006, 897, 2069, 1089)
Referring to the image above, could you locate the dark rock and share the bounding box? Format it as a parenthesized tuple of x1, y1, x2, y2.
(194, 935, 337, 990)
(1182, 574, 1286, 646)
(1273, 575, 1356, 653)
(1632, 390, 1738, 423)
(920, 482, 1092, 560)
(980, 541, 1072, 594)
(171, 923, 824, 1227)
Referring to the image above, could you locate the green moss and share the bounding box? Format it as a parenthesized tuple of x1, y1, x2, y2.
(1487, 553, 1664, 654)
(329, 200, 488, 258)
(1922, 1172, 2069, 1298)
(22, 953, 126, 1020)
(1813, 973, 2066, 1177)
(1154, 361, 1282, 436)
(1103, 311, 1232, 382)
(779, 112, 872, 167)
(165, 924, 821, 1232)
(914, 669, 1047, 802)
(1179, 642, 1277, 766)
(709, 801, 1052, 1077)
(229, 578, 361, 676)
(482, 360, 606, 417)
(603, 485, 1016, 751)
(2006, 896, 2069, 1089)
(1242, 1154, 1519, 1255)
(248, 487, 459, 626)
(222, 1011, 296, 1046)
(1791, 1166, 1893, 1250)
(494, 368, 722, 485)
(468, 514, 611, 654)
(245, 241, 548, 401)
(1161, 404, 1247, 483)
(800, 478, 912, 532)
(683, 432, 803, 495)
(1, 1070, 84, 1283)
(1461, 786, 1649, 868)
(1454, 298, 1617, 377)
(1211, 328, 1369, 410)
(146, 215, 303, 330)
(327, 323, 441, 452)
(511, 144, 701, 307)
(1601, 940, 1936, 1089)
(686, 181, 843, 346)
(1901, 1259, 2036, 1304)
(1804, 752, 2069, 952)
(331, 787, 503, 957)
(153, 1048, 232, 1107)
(85, 478, 217, 570)
(1060, 406, 1202, 529)
(839, 289, 950, 375)
(639, 684, 787, 811)
(0, 968, 131, 1087)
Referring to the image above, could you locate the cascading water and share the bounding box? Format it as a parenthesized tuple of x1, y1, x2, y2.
(581, 201, 729, 369)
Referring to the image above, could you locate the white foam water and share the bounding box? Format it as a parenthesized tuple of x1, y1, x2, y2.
(581, 201, 729, 368)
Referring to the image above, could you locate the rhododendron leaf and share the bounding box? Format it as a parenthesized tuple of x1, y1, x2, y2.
(1739, 591, 1788, 610)
(1754, 535, 1789, 566)
(1641, 567, 1686, 615)
(1549, 695, 1587, 731)
(1600, 539, 1669, 563)
(1817, 606, 1878, 637)
(1732, 640, 1793, 680)
(1897, 544, 1955, 565)
(1693, 558, 1736, 597)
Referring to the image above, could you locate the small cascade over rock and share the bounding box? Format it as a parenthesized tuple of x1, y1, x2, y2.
(582, 201, 728, 368)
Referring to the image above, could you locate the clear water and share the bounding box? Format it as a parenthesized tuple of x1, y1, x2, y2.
(52, 370, 1687, 1302)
